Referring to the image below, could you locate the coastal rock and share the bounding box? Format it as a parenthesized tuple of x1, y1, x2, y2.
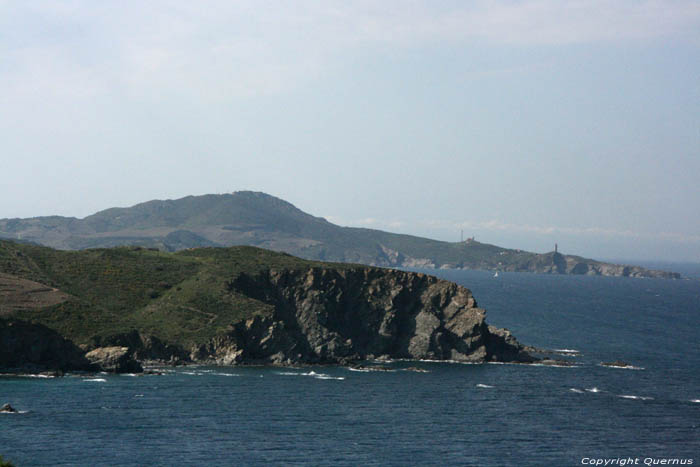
(85, 346, 143, 373)
(1, 403, 18, 413)
(0, 318, 94, 373)
(206, 267, 535, 365)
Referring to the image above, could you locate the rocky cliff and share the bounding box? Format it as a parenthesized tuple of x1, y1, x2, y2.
(185, 267, 534, 365)
(0, 241, 536, 372)
(0, 318, 95, 374)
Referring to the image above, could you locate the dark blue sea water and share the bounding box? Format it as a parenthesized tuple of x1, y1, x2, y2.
(2, 269, 699, 466)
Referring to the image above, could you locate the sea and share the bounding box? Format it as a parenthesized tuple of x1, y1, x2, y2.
(1, 266, 699, 466)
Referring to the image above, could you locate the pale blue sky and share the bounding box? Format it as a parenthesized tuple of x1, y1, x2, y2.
(1, 1, 699, 262)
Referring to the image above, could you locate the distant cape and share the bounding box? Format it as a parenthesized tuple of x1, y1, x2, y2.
(0, 191, 680, 279)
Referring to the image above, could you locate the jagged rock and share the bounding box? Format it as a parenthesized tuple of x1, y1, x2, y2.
(91, 331, 188, 363)
(85, 346, 143, 373)
(1, 403, 18, 413)
(214, 267, 536, 365)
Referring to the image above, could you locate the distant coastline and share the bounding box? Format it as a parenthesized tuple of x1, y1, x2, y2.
(0, 191, 681, 279)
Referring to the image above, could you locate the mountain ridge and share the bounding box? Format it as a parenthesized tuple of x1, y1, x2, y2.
(0, 191, 680, 279)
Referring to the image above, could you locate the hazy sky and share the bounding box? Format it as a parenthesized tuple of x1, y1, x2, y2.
(1, 1, 699, 262)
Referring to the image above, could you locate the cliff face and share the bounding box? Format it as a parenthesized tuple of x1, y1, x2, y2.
(0, 319, 94, 373)
(189, 268, 534, 365)
(0, 241, 536, 371)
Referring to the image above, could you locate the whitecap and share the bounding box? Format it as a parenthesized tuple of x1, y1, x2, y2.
(134, 394, 144, 398)
(347, 367, 371, 372)
(527, 363, 579, 368)
(569, 388, 584, 393)
(84, 378, 107, 382)
(476, 384, 494, 388)
(554, 349, 580, 354)
(619, 395, 654, 401)
(214, 373, 240, 377)
(25, 374, 55, 378)
(585, 387, 601, 393)
(121, 373, 138, 377)
(599, 363, 644, 370)
(274, 370, 343, 380)
(689, 399, 700, 403)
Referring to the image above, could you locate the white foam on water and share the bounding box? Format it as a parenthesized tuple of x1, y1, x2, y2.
(619, 395, 654, 401)
(585, 387, 601, 393)
(214, 373, 240, 377)
(134, 394, 144, 397)
(347, 367, 371, 372)
(690, 399, 700, 403)
(275, 370, 344, 380)
(554, 349, 580, 354)
(476, 384, 494, 388)
(1, 410, 28, 414)
(527, 363, 579, 368)
(122, 373, 138, 377)
(84, 378, 107, 382)
(599, 364, 645, 370)
(569, 388, 584, 393)
(25, 374, 55, 378)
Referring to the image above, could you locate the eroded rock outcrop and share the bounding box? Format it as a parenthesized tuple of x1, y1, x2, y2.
(84, 346, 143, 373)
(190, 267, 535, 365)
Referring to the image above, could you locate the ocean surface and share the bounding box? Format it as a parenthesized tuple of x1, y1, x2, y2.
(2, 267, 699, 466)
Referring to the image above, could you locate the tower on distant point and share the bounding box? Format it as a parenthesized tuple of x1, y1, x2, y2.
(555, 243, 558, 253)
(461, 229, 463, 242)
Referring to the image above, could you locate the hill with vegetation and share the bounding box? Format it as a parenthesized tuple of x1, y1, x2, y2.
(0, 192, 679, 279)
(0, 240, 535, 372)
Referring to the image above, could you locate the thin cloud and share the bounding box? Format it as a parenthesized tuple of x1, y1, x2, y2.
(1, 1, 698, 101)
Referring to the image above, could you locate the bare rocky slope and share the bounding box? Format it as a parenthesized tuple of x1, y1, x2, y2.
(0, 241, 534, 373)
(0, 191, 679, 279)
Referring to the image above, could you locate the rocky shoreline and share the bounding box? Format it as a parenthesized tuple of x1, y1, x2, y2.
(2, 268, 542, 374)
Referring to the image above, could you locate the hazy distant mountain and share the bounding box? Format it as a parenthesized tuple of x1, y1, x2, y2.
(0, 191, 679, 278)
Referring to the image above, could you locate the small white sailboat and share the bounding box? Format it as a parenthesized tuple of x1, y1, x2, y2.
(493, 272, 499, 278)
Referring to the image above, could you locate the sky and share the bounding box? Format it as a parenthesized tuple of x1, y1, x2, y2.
(1, 1, 699, 262)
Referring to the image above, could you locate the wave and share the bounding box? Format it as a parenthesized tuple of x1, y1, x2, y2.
(476, 384, 494, 388)
(690, 399, 700, 403)
(214, 373, 240, 377)
(526, 362, 580, 368)
(84, 378, 107, 382)
(0, 410, 29, 414)
(599, 363, 645, 370)
(275, 370, 344, 380)
(585, 387, 602, 393)
(24, 374, 55, 378)
(569, 388, 585, 393)
(618, 395, 654, 401)
(553, 349, 580, 354)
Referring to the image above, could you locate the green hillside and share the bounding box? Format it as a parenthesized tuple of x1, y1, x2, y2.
(0, 192, 679, 278)
(0, 240, 348, 347)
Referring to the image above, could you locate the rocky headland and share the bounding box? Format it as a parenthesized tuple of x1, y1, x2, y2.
(0, 241, 536, 374)
(0, 192, 680, 279)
